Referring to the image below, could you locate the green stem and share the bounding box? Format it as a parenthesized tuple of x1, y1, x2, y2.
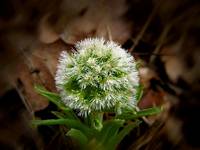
(90, 112, 103, 131)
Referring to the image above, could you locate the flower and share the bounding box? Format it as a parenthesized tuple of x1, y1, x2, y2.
(55, 38, 139, 116)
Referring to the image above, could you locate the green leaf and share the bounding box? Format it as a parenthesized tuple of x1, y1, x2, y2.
(97, 119, 124, 146)
(32, 119, 67, 126)
(62, 109, 81, 120)
(51, 111, 66, 119)
(52, 107, 81, 121)
(136, 107, 162, 117)
(117, 107, 161, 120)
(134, 84, 143, 103)
(106, 120, 141, 150)
(135, 60, 142, 70)
(34, 85, 65, 108)
(66, 128, 88, 146)
(32, 119, 95, 138)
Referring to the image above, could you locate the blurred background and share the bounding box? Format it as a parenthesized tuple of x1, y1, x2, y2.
(0, 0, 200, 149)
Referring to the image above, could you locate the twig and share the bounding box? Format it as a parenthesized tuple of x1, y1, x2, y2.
(129, 0, 162, 53)
(106, 25, 112, 41)
(150, 24, 171, 62)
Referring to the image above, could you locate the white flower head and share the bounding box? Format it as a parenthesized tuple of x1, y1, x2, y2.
(55, 38, 139, 116)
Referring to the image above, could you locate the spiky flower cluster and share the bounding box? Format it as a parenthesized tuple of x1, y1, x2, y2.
(55, 38, 139, 116)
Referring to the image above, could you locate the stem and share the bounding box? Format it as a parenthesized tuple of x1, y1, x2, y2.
(90, 112, 103, 131)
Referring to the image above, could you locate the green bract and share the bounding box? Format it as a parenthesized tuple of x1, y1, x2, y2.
(55, 38, 139, 116)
